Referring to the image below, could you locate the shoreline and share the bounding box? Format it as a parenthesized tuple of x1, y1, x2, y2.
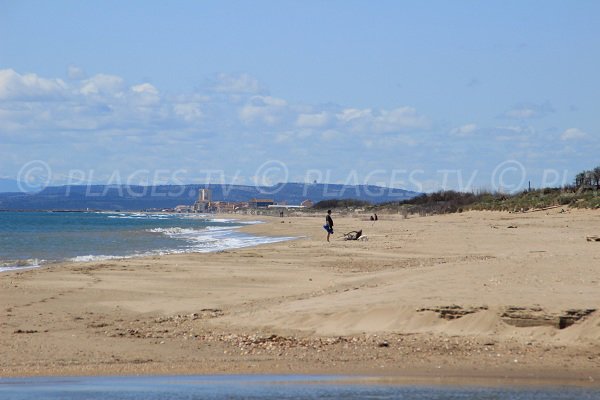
(0, 212, 294, 273)
(1, 209, 599, 385)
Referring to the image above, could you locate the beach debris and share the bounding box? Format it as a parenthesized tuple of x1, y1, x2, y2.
(154, 309, 224, 323)
(94, 311, 571, 365)
(105, 310, 225, 339)
(501, 307, 596, 329)
(342, 230, 363, 240)
(87, 322, 109, 328)
(416, 305, 488, 320)
(586, 235, 600, 242)
(13, 329, 38, 334)
(507, 225, 518, 229)
(559, 309, 597, 329)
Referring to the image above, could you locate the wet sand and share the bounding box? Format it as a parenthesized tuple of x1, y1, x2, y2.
(1, 209, 599, 385)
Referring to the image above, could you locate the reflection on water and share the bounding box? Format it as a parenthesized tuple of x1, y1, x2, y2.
(1, 375, 599, 400)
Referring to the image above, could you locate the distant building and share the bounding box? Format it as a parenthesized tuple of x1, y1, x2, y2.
(267, 204, 305, 210)
(300, 199, 313, 208)
(175, 205, 193, 213)
(249, 198, 274, 209)
(193, 188, 212, 212)
(211, 201, 240, 213)
(199, 188, 211, 202)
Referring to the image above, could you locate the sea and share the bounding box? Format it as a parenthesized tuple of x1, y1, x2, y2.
(0, 211, 293, 272)
(0, 375, 599, 400)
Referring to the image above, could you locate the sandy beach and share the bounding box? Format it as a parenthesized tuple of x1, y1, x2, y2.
(1, 209, 599, 385)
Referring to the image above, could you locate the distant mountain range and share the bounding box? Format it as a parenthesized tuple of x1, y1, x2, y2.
(0, 182, 418, 211)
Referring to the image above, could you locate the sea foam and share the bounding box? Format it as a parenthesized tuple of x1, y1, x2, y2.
(0, 212, 294, 272)
(0, 259, 42, 272)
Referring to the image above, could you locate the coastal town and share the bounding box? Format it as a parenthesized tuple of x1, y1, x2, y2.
(170, 188, 314, 214)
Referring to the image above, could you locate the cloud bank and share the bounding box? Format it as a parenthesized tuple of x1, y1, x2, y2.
(0, 68, 597, 190)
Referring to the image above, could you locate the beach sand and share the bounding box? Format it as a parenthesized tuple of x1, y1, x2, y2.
(1, 209, 599, 385)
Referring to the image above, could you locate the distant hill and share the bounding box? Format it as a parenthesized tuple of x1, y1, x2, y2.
(0, 182, 418, 211)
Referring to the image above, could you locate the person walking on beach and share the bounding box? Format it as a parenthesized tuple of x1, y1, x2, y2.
(324, 209, 334, 242)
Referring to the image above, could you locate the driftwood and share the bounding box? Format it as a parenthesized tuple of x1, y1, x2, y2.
(342, 230, 363, 241)
(516, 205, 564, 213)
(586, 236, 600, 242)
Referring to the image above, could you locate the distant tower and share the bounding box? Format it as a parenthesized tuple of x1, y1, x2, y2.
(193, 188, 212, 212)
(199, 188, 212, 202)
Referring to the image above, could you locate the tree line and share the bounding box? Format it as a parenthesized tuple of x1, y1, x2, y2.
(574, 166, 600, 189)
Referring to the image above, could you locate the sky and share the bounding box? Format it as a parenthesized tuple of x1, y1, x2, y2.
(1, 0, 599, 193)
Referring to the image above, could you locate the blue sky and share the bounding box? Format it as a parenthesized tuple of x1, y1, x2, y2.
(1, 0, 598, 192)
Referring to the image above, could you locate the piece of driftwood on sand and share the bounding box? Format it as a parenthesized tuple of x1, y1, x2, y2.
(342, 230, 363, 240)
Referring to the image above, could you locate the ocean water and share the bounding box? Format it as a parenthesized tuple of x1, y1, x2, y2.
(0, 211, 293, 272)
(0, 375, 598, 400)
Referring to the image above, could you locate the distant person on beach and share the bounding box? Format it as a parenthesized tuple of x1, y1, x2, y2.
(324, 210, 334, 242)
(374, 213, 378, 221)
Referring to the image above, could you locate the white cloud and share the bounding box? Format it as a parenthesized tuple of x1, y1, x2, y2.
(373, 107, 429, 132)
(80, 74, 124, 96)
(67, 65, 86, 80)
(560, 127, 588, 140)
(0, 68, 444, 186)
(336, 108, 372, 124)
(211, 73, 262, 94)
(492, 125, 536, 142)
(505, 108, 536, 119)
(321, 129, 342, 141)
(450, 123, 477, 137)
(131, 83, 157, 95)
(261, 96, 287, 107)
(239, 95, 288, 125)
(0, 69, 67, 101)
(130, 83, 160, 105)
(503, 102, 554, 120)
(296, 112, 329, 128)
(367, 134, 418, 148)
(275, 132, 294, 143)
(174, 103, 204, 122)
(496, 125, 526, 133)
(0, 69, 432, 149)
(336, 106, 429, 133)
